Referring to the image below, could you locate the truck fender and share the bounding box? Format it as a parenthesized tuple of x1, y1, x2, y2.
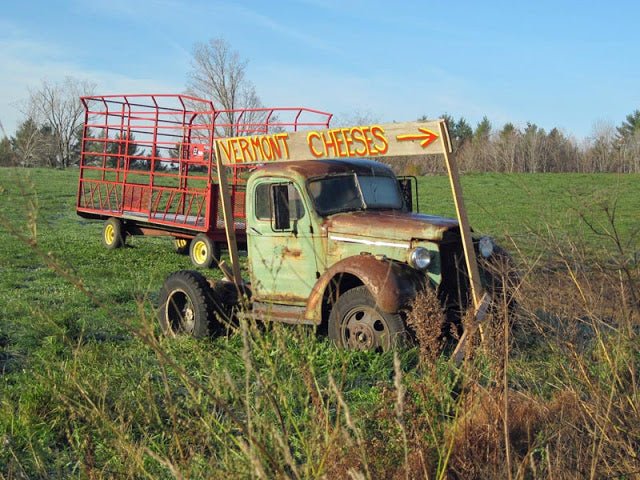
(304, 254, 426, 324)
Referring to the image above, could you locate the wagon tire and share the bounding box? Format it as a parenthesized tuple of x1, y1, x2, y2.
(189, 234, 217, 268)
(328, 285, 407, 352)
(102, 217, 125, 249)
(174, 238, 191, 255)
(157, 270, 222, 337)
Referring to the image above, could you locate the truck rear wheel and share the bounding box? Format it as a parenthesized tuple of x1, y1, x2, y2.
(157, 270, 221, 337)
(328, 286, 407, 352)
(189, 234, 217, 268)
(102, 217, 125, 249)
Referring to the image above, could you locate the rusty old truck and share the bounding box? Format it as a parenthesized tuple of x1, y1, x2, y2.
(150, 109, 507, 352)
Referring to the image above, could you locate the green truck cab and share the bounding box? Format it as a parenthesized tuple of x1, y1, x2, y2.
(158, 158, 503, 351)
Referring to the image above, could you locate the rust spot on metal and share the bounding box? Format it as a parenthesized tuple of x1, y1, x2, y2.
(282, 247, 302, 258)
(137, 226, 174, 237)
(325, 211, 457, 242)
(304, 255, 425, 323)
(255, 292, 307, 304)
(251, 302, 314, 324)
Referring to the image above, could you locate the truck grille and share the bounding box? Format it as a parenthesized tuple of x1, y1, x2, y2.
(438, 228, 472, 328)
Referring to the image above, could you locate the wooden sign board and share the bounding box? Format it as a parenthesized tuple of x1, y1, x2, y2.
(215, 120, 452, 165)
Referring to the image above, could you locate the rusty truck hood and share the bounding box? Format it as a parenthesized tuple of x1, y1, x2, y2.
(325, 211, 459, 242)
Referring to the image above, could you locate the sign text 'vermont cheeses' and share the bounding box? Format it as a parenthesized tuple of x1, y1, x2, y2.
(217, 132, 291, 163)
(214, 121, 449, 165)
(307, 126, 389, 158)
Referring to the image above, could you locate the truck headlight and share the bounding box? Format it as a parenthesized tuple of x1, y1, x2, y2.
(478, 236, 495, 258)
(409, 247, 432, 270)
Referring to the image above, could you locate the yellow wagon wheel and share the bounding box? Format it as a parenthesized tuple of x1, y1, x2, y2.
(189, 234, 217, 268)
(102, 217, 125, 249)
(174, 238, 190, 255)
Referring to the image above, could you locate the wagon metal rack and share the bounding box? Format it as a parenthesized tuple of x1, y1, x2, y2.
(76, 94, 332, 259)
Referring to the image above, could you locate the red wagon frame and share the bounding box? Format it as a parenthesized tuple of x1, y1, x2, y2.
(76, 94, 332, 248)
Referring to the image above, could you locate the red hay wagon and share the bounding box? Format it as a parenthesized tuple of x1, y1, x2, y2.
(76, 94, 332, 267)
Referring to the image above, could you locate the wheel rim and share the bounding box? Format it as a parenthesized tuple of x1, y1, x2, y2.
(341, 305, 391, 352)
(165, 289, 196, 334)
(104, 224, 115, 245)
(192, 240, 208, 265)
(175, 239, 188, 249)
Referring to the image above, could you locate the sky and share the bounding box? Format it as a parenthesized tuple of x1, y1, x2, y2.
(1, 0, 639, 141)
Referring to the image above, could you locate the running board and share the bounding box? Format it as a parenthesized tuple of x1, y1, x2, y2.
(249, 302, 314, 325)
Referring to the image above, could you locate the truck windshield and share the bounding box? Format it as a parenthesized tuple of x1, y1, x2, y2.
(308, 174, 403, 216)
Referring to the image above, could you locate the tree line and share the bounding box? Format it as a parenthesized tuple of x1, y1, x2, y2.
(395, 112, 640, 174)
(1, 39, 639, 174)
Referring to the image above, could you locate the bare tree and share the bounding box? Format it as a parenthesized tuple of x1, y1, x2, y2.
(186, 38, 264, 136)
(26, 77, 95, 168)
(332, 109, 379, 127)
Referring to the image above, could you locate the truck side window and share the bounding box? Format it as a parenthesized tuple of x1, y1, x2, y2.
(255, 183, 305, 221)
(255, 183, 271, 220)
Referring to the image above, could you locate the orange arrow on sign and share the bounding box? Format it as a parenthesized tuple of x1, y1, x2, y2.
(396, 128, 439, 148)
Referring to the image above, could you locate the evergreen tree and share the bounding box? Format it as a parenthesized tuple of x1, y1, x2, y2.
(616, 109, 640, 141)
(439, 113, 455, 131)
(106, 132, 141, 168)
(434, 113, 473, 151)
(75, 128, 106, 166)
(453, 117, 473, 146)
(38, 124, 58, 167)
(0, 136, 14, 166)
(500, 122, 517, 138)
(474, 116, 492, 142)
(168, 143, 182, 161)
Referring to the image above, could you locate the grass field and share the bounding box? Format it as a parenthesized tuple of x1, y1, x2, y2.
(0, 167, 638, 479)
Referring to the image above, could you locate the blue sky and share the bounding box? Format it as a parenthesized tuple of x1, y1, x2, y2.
(1, 0, 639, 140)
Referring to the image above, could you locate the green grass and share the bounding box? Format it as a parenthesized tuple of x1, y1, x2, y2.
(418, 172, 640, 249)
(0, 167, 638, 479)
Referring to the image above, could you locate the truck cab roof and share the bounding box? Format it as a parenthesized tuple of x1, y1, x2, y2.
(254, 158, 396, 179)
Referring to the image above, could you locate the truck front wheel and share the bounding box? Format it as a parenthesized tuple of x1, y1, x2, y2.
(157, 270, 221, 337)
(328, 286, 407, 352)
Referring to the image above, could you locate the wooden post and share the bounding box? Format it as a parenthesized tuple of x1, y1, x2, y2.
(437, 120, 487, 363)
(213, 143, 243, 285)
(439, 121, 483, 309)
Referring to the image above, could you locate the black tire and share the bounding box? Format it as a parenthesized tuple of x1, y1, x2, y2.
(102, 217, 125, 249)
(189, 233, 217, 268)
(213, 242, 223, 261)
(157, 270, 221, 337)
(210, 280, 249, 330)
(174, 238, 191, 255)
(328, 286, 407, 352)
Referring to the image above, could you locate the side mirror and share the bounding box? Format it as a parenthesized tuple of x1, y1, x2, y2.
(271, 184, 291, 231)
(398, 177, 416, 212)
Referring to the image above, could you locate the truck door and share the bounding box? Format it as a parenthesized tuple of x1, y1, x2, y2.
(247, 178, 319, 305)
